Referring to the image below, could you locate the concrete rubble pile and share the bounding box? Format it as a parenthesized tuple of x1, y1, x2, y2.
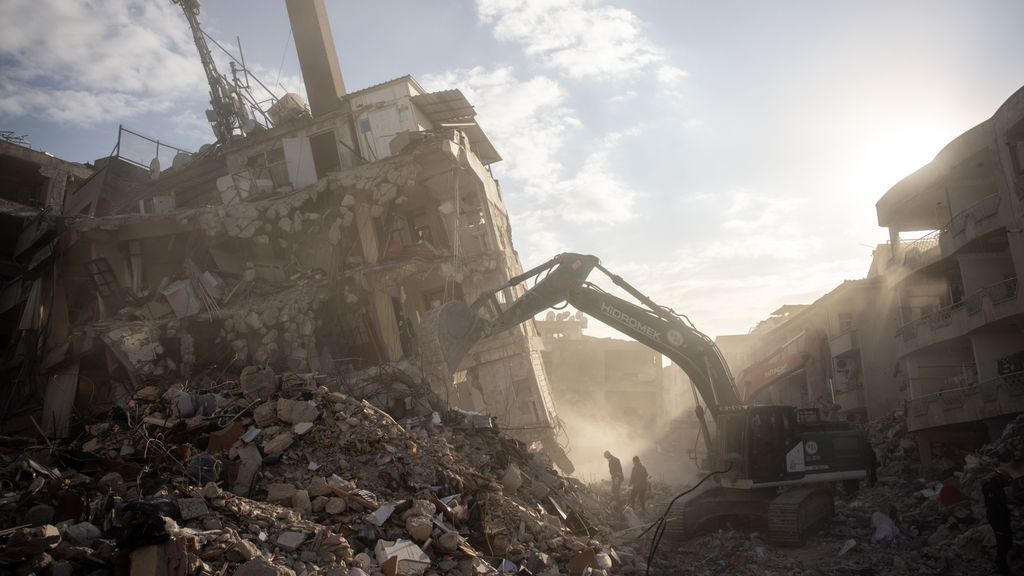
(639, 411, 1024, 575)
(0, 365, 639, 576)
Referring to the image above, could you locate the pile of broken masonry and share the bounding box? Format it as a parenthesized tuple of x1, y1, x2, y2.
(648, 410, 1024, 576)
(0, 363, 635, 576)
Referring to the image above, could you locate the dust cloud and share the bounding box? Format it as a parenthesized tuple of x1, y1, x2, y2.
(556, 398, 701, 489)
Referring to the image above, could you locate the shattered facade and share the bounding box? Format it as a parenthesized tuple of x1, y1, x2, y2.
(0, 139, 94, 424)
(874, 84, 1024, 472)
(1, 1, 562, 464)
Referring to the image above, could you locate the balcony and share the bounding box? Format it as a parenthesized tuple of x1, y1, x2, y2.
(897, 277, 1020, 355)
(829, 328, 859, 358)
(942, 193, 1003, 254)
(892, 193, 1005, 279)
(908, 369, 1024, 431)
(899, 231, 941, 271)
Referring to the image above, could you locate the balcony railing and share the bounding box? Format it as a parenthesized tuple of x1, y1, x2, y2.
(900, 230, 941, 269)
(897, 276, 1018, 342)
(981, 370, 1024, 401)
(907, 368, 978, 401)
(910, 370, 1024, 418)
(895, 193, 1003, 274)
(945, 193, 1001, 238)
(898, 300, 965, 341)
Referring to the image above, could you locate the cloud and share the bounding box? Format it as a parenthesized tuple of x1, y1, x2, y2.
(608, 90, 639, 103)
(564, 185, 874, 338)
(721, 188, 805, 231)
(475, 0, 667, 80)
(423, 66, 640, 228)
(554, 130, 639, 222)
(423, 66, 575, 193)
(656, 65, 689, 85)
(605, 248, 867, 338)
(0, 0, 205, 125)
(169, 110, 215, 150)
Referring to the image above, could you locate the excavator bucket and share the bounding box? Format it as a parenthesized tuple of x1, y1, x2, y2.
(416, 300, 483, 396)
(417, 300, 577, 475)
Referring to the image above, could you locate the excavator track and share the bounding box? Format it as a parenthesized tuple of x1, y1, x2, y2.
(767, 487, 834, 546)
(651, 486, 835, 545)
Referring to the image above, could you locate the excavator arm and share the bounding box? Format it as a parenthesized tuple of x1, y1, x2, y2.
(419, 253, 741, 422)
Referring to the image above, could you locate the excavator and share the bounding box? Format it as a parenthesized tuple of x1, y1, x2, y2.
(418, 253, 873, 544)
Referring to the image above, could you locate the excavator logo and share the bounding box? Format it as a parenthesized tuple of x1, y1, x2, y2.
(667, 330, 684, 347)
(600, 302, 662, 342)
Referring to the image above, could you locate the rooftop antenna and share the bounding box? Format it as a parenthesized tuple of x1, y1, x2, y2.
(171, 0, 251, 144)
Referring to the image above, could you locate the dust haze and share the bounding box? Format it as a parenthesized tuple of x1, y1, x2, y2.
(556, 392, 701, 489)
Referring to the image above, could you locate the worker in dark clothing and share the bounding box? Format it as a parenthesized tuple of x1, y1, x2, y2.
(604, 451, 624, 504)
(629, 455, 650, 514)
(981, 415, 1024, 575)
(983, 469, 1014, 575)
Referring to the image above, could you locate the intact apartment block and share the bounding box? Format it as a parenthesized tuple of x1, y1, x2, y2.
(0, 0, 564, 463)
(874, 86, 1024, 468)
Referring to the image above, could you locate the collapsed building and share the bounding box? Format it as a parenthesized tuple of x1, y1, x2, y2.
(0, 0, 568, 470)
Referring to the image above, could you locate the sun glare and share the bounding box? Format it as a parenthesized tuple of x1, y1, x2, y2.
(854, 126, 953, 197)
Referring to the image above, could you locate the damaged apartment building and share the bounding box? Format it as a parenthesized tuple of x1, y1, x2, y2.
(873, 85, 1024, 474)
(1, 0, 566, 467)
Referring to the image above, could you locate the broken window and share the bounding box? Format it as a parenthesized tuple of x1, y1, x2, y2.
(411, 212, 433, 245)
(266, 147, 289, 187)
(837, 312, 853, 333)
(86, 258, 126, 306)
(309, 130, 341, 179)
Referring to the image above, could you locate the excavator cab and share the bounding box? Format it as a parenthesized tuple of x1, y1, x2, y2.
(713, 405, 870, 488)
(712, 406, 796, 482)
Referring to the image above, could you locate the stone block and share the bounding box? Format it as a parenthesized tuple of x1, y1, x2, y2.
(263, 432, 294, 455)
(276, 530, 307, 552)
(266, 483, 297, 503)
(276, 398, 319, 424)
(241, 366, 278, 401)
(176, 497, 209, 521)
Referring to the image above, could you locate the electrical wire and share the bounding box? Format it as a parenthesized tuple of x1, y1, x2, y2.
(274, 29, 293, 91)
(641, 462, 733, 576)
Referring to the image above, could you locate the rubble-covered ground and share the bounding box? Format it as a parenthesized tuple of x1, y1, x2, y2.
(0, 364, 633, 576)
(641, 410, 1024, 576)
(3, 367, 1024, 576)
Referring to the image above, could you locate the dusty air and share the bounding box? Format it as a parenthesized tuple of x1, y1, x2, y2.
(1, 1, 1023, 575)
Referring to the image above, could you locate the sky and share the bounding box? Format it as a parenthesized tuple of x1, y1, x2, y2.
(2, 0, 1023, 340)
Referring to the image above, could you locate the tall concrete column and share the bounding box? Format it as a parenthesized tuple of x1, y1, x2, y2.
(355, 204, 380, 265)
(372, 291, 403, 362)
(39, 166, 68, 212)
(284, 0, 346, 117)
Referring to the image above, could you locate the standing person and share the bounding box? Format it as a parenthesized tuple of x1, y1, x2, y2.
(629, 455, 650, 514)
(981, 415, 1024, 575)
(983, 468, 1014, 575)
(604, 451, 624, 504)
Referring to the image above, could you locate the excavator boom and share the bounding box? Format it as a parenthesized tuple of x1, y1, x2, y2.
(421, 253, 740, 418)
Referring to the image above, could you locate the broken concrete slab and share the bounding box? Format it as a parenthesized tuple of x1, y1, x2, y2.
(276, 398, 319, 424)
(241, 366, 278, 401)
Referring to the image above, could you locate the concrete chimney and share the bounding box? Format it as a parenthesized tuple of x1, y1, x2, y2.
(285, 0, 346, 117)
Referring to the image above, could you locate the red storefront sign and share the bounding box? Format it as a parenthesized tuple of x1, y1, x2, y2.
(738, 330, 811, 402)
